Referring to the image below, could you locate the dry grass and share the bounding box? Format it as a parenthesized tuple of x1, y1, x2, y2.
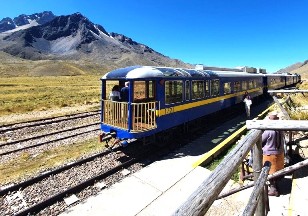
(0, 75, 102, 116)
(0, 138, 108, 185)
(292, 66, 308, 80)
(0, 52, 117, 116)
(285, 80, 308, 120)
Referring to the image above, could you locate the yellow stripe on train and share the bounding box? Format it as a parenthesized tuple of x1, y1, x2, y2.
(156, 88, 262, 117)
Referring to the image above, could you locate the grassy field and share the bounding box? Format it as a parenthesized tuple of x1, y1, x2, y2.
(0, 75, 102, 116)
(288, 81, 308, 120)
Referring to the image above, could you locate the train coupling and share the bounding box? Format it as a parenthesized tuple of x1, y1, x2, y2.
(98, 132, 116, 143)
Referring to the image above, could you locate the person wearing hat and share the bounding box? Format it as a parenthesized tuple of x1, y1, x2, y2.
(262, 111, 285, 196)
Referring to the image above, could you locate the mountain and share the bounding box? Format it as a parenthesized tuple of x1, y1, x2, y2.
(0, 12, 191, 76)
(0, 11, 56, 33)
(276, 61, 308, 79)
(285, 61, 308, 79)
(276, 62, 305, 74)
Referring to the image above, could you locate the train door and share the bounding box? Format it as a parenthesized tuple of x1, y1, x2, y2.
(131, 80, 157, 131)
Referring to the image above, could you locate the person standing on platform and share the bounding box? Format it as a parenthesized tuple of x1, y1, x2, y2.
(262, 112, 285, 196)
(121, 81, 130, 102)
(243, 95, 252, 118)
(242, 91, 249, 101)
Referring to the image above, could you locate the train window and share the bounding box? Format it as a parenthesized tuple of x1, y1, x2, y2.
(248, 80, 254, 89)
(148, 81, 155, 99)
(241, 81, 248, 91)
(134, 81, 147, 100)
(185, 80, 190, 101)
(271, 78, 275, 84)
(257, 80, 261, 87)
(234, 81, 241, 92)
(205, 81, 209, 97)
(134, 81, 156, 102)
(211, 79, 220, 97)
(223, 82, 231, 95)
(165, 80, 183, 104)
(192, 80, 204, 99)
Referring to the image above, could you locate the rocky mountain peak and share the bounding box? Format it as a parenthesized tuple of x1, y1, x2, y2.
(110, 32, 155, 54)
(0, 11, 56, 33)
(0, 17, 15, 32)
(44, 12, 109, 39)
(0, 11, 190, 69)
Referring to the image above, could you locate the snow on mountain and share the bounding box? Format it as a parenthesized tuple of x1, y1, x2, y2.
(0, 11, 56, 33)
(0, 11, 191, 69)
(0, 20, 39, 36)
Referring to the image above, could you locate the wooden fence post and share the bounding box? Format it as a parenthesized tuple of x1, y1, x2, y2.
(242, 161, 271, 216)
(252, 132, 265, 216)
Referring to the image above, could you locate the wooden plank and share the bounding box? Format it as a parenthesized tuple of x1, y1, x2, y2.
(217, 159, 308, 200)
(242, 161, 271, 216)
(252, 136, 265, 216)
(173, 129, 263, 216)
(246, 120, 308, 130)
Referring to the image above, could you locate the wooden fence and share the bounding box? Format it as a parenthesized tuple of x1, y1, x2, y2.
(173, 92, 308, 216)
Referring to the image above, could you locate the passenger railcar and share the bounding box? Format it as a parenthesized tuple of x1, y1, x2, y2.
(100, 65, 293, 146)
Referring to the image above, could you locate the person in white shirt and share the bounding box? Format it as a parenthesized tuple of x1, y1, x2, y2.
(243, 95, 252, 118)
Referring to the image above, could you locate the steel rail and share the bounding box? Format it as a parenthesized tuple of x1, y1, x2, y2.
(0, 127, 99, 156)
(0, 122, 98, 148)
(0, 110, 100, 133)
(0, 146, 121, 196)
(14, 149, 151, 216)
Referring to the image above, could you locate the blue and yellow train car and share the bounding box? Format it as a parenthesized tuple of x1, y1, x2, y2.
(100, 65, 265, 145)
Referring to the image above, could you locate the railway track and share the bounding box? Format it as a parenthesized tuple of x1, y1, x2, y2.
(0, 110, 101, 163)
(0, 101, 260, 215)
(0, 123, 99, 156)
(0, 142, 154, 216)
(0, 110, 100, 133)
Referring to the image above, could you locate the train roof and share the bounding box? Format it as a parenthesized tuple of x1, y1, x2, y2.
(264, 73, 297, 77)
(101, 66, 264, 79)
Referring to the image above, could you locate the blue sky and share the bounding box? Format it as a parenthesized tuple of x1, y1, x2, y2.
(1, 0, 308, 72)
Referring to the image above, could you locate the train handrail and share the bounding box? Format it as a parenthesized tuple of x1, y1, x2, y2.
(130, 101, 157, 132)
(102, 100, 158, 132)
(102, 100, 129, 130)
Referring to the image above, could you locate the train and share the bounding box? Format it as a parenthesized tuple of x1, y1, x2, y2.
(99, 65, 301, 147)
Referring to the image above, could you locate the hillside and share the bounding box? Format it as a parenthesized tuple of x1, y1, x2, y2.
(289, 61, 308, 79)
(0, 51, 107, 76)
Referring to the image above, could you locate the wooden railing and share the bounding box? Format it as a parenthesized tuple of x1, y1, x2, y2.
(173, 129, 264, 216)
(242, 162, 271, 216)
(131, 101, 157, 132)
(102, 100, 157, 132)
(173, 121, 308, 216)
(173, 94, 308, 216)
(103, 100, 129, 130)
